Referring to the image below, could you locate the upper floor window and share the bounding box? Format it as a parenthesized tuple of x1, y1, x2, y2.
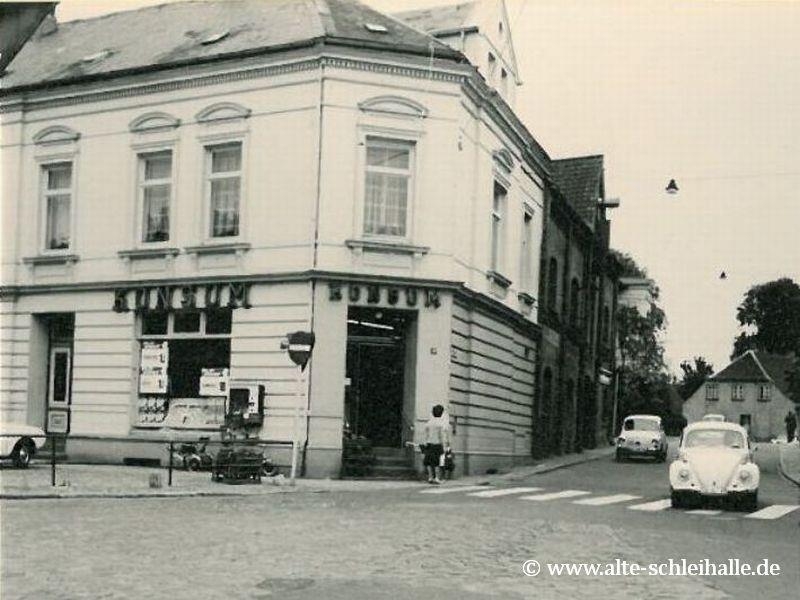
(570, 278, 581, 326)
(363, 137, 413, 238)
(139, 151, 172, 243)
(206, 143, 242, 238)
(547, 257, 558, 311)
(491, 182, 507, 272)
(520, 210, 534, 291)
(731, 384, 745, 401)
(706, 383, 719, 400)
(42, 162, 73, 250)
(758, 384, 771, 401)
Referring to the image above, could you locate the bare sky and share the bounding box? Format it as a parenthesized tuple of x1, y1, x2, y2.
(49, 0, 800, 374)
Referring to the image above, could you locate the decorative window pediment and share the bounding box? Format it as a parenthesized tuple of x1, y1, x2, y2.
(33, 125, 80, 146)
(196, 102, 251, 124)
(492, 148, 514, 173)
(358, 95, 428, 119)
(129, 112, 181, 133)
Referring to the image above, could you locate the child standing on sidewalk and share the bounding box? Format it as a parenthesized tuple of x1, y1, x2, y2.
(422, 404, 450, 484)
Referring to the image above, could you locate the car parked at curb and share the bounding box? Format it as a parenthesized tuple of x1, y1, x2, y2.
(0, 421, 46, 468)
(669, 421, 759, 510)
(615, 414, 668, 462)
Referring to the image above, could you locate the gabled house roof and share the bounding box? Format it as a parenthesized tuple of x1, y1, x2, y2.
(711, 350, 795, 398)
(550, 155, 604, 229)
(2, 0, 461, 92)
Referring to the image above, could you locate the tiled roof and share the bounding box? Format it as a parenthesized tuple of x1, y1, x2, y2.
(754, 352, 796, 398)
(394, 2, 477, 35)
(2, 0, 458, 91)
(550, 155, 604, 229)
(712, 350, 795, 397)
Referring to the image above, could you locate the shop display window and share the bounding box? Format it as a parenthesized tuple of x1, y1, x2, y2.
(174, 310, 201, 333)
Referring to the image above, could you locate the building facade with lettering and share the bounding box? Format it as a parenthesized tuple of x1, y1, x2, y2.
(0, 0, 555, 476)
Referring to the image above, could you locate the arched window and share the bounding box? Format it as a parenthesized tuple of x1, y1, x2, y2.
(547, 258, 558, 311)
(570, 278, 581, 325)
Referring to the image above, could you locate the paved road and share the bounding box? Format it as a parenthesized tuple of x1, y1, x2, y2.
(1, 441, 797, 599)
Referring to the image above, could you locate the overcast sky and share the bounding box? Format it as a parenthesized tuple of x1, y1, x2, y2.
(51, 0, 800, 375)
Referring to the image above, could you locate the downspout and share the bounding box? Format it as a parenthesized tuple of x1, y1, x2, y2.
(301, 53, 326, 477)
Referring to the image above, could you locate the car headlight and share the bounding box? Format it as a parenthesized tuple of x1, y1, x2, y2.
(617, 437, 625, 445)
(678, 468, 691, 480)
(739, 470, 751, 482)
(651, 439, 659, 445)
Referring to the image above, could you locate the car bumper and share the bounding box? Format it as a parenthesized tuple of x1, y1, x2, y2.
(618, 446, 663, 457)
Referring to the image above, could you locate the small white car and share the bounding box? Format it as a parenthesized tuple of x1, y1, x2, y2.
(702, 414, 725, 422)
(615, 415, 668, 462)
(0, 421, 46, 468)
(670, 421, 759, 510)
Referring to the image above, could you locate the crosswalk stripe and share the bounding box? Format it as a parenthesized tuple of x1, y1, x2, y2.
(573, 494, 641, 506)
(745, 505, 800, 520)
(520, 490, 590, 501)
(419, 485, 492, 495)
(468, 487, 543, 498)
(685, 509, 722, 516)
(628, 499, 672, 512)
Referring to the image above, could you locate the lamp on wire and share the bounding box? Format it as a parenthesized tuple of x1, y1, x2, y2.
(665, 179, 679, 194)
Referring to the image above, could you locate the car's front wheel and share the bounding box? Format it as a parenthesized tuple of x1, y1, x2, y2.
(12, 439, 34, 468)
(741, 491, 758, 512)
(615, 449, 624, 462)
(670, 488, 685, 509)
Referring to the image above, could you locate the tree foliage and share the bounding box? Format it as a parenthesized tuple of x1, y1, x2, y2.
(610, 249, 648, 278)
(678, 356, 714, 400)
(732, 278, 800, 358)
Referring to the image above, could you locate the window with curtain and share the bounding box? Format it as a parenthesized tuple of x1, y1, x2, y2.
(363, 138, 413, 237)
(43, 163, 72, 250)
(139, 151, 172, 242)
(207, 143, 242, 238)
(491, 182, 507, 272)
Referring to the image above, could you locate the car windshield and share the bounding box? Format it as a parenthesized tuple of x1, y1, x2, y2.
(684, 429, 745, 449)
(623, 418, 659, 432)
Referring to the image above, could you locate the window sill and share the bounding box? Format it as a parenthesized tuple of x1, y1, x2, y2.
(517, 291, 536, 306)
(345, 238, 429, 257)
(118, 247, 180, 260)
(184, 242, 251, 256)
(486, 270, 512, 289)
(22, 253, 79, 266)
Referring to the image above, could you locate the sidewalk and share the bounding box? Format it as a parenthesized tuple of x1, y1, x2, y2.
(778, 439, 800, 487)
(0, 445, 615, 500)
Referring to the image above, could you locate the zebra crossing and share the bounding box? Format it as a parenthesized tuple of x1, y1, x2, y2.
(417, 485, 800, 521)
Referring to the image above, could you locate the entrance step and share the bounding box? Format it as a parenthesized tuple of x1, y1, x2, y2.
(371, 446, 416, 479)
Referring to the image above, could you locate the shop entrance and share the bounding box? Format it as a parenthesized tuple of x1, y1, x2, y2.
(345, 307, 414, 448)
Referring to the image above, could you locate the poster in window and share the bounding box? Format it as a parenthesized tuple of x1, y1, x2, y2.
(162, 397, 226, 429)
(140, 341, 169, 369)
(139, 369, 167, 394)
(199, 368, 229, 397)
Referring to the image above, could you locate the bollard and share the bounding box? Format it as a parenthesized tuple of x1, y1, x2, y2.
(51, 435, 56, 487)
(168, 440, 174, 487)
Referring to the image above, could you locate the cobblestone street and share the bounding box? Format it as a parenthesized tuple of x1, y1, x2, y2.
(3, 488, 732, 600)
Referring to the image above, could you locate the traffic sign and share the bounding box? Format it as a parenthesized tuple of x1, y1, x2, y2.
(284, 330, 315, 370)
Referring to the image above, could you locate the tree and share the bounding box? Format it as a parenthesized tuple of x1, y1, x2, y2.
(732, 278, 800, 358)
(678, 356, 714, 400)
(610, 249, 648, 279)
(616, 302, 671, 418)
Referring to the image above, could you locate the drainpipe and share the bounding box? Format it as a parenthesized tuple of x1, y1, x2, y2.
(301, 53, 326, 477)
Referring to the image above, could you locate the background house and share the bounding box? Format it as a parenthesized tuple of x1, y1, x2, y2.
(683, 350, 797, 440)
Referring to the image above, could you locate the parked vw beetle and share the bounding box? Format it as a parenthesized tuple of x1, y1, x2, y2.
(0, 420, 46, 468)
(615, 414, 668, 462)
(670, 421, 759, 510)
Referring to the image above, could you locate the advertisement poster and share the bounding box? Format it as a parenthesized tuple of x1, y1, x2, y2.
(199, 368, 230, 397)
(162, 397, 226, 429)
(139, 342, 169, 394)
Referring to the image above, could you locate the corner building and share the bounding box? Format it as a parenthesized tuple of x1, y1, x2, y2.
(0, 0, 564, 476)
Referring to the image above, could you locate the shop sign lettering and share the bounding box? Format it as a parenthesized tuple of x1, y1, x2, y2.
(328, 282, 441, 309)
(113, 282, 251, 312)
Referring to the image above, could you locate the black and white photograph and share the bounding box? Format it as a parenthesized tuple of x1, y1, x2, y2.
(1, 0, 798, 598)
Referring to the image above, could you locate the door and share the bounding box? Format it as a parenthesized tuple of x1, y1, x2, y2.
(46, 344, 72, 433)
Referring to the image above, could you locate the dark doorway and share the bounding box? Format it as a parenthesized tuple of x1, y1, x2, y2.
(345, 307, 411, 448)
